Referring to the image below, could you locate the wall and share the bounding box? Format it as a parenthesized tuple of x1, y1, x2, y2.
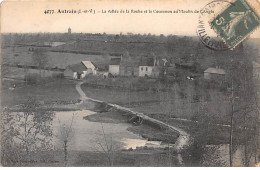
(109, 65, 120, 76)
(139, 66, 153, 77)
(204, 72, 211, 79)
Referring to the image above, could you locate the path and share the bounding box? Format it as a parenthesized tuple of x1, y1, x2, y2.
(75, 81, 191, 164)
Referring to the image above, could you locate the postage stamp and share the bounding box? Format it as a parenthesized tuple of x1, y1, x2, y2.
(210, 0, 260, 49)
(197, 0, 231, 51)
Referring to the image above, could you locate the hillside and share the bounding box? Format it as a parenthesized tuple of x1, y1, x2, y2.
(1, 33, 259, 71)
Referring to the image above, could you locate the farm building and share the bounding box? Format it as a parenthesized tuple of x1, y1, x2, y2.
(204, 67, 226, 81)
(64, 61, 97, 79)
(82, 61, 97, 75)
(138, 57, 160, 78)
(109, 54, 168, 78)
(64, 62, 87, 79)
(109, 57, 121, 76)
(119, 53, 139, 76)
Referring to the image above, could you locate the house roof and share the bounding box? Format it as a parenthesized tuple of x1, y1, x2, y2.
(204, 67, 225, 75)
(109, 57, 121, 65)
(120, 56, 139, 67)
(68, 62, 88, 73)
(139, 57, 155, 66)
(82, 61, 97, 69)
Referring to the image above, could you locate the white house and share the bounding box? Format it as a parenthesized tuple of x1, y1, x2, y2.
(139, 57, 160, 77)
(109, 57, 121, 76)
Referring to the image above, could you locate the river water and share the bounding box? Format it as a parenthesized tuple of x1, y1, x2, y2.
(52, 110, 162, 151)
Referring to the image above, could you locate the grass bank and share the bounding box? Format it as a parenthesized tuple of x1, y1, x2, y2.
(2, 79, 80, 107)
(81, 80, 232, 124)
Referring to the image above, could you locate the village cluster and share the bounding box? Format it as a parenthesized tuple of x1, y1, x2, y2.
(63, 55, 226, 82)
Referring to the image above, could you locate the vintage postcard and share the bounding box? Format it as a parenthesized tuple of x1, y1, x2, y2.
(1, 0, 260, 167)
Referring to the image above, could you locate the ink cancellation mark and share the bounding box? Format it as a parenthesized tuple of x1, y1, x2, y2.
(197, 0, 231, 50)
(210, 0, 260, 49)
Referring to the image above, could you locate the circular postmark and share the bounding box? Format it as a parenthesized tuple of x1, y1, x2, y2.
(197, 0, 233, 50)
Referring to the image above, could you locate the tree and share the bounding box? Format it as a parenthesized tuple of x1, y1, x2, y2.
(1, 98, 54, 164)
(20, 98, 54, 154)
(94, 114, 117, 166)
(188, 98, 224, 166)
(57, 113, 75, 166)
(251, 62, 260, 165)
(253, 91, 260, 165)
(225, 44, 258, 167)
(32, 49, 48, 77)
(32, 49, 48, 68)
(1, 107, 24, 166)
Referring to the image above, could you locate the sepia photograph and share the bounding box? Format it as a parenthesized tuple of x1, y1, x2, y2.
(1, 0, 260, 167)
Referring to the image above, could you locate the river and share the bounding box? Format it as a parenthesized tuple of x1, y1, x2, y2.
(52, 110, 162, 151)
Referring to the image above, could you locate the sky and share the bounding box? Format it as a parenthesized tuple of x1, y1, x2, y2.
(1, 0, 260, 38)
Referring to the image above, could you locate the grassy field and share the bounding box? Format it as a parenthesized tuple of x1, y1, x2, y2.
(80, 78, 260, 147)
(2, 46, 109, 69)
(81, 79, 232, 124)
(2, 79, 80, 106)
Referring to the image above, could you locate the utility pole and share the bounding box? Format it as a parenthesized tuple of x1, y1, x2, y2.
(229, 80, 234, 167)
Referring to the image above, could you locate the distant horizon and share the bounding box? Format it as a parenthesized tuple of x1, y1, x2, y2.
(2, 32, 260, 42)
(1, 30, 200, 37)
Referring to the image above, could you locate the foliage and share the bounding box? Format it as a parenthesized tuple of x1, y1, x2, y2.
(1, 107, 24, 166)
(57, 113, 75, 165)
(186, 100, 224, 166)
(1, 97, 54, 164)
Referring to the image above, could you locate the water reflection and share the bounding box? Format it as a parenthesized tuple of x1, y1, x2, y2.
(52, 110, 150, 151)
(121, 138, 162, 150)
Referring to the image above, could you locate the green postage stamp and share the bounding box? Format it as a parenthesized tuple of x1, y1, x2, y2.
(210, 0, 260, 49)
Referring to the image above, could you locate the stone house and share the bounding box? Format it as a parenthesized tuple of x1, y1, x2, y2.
(108, 57, 121, 76)
(138, 57, 160, 78)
